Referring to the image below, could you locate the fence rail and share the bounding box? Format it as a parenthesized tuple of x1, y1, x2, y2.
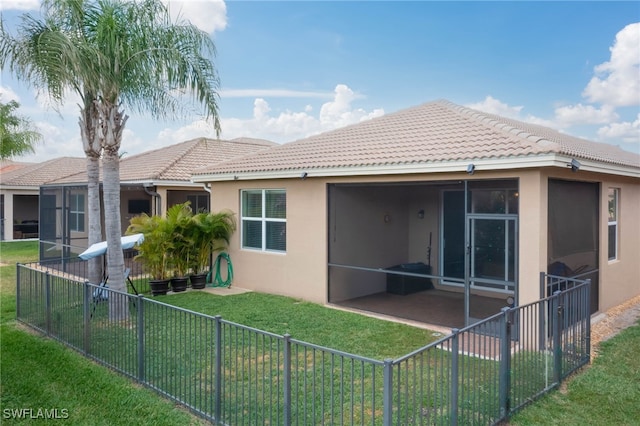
(16, 263, 591, 425)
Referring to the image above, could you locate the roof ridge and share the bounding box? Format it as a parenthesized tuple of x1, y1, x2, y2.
(4, 156, 81, 177)
(229, 137, 278, 147)
(438, 100, 561, 151)
(189, 140, 275, 175)
(153, 138, 205, 179)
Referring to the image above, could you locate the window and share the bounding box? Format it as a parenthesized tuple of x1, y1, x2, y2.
(241, 189, 286, 252)
(69, 193, 85, 232)
(470, 189, 519, 214)
(608, 188, 619, 261)
(187, 194, 210, 213)
(128, 199, 150, 215)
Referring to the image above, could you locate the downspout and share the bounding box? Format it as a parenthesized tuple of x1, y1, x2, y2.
(464, 180, 470, 327)
(143, 184, 161, 216)
(202, 183, 212, 210)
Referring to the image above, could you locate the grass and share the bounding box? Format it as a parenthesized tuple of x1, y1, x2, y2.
(2, 240, 639, 424)
(2, 241, 441, 424)
(510, 322, 640, 425)
(165, 291, 437, 359)
(0, 241, 206, 425)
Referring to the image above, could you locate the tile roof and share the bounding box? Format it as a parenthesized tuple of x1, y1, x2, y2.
(0, 157, 85, 187)
(191, 100, 640, 180)
(0, 160, 35, 174)
(49, 137, 277, 185)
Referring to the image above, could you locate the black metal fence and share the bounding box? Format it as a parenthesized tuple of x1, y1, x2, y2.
(16, 264, 591, 425)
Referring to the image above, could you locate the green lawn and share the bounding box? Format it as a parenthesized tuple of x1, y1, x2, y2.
(2, 240, 639, 425)
(0, 241, 206, 425)
(510, 323, 640, 425)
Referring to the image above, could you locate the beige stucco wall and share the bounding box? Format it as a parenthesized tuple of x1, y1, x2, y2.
(517, 170, 547, 308)
(211, 178, 328, 303)
(329, 185, 409, 301)
(598, 174, 640, 310)
(208, 168, 640, 311)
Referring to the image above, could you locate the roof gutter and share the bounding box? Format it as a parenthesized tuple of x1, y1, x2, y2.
(191, 154, 640, 182)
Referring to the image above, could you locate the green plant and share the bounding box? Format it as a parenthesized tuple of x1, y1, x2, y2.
(126, 214, 172, 280)
(189, 210, 236, 275)
(165, 202, 194, 278)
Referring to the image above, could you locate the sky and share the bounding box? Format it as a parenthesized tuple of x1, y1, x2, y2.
(1, 1, 639, 163)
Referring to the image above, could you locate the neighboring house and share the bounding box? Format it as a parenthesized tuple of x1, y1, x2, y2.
(192, 99, 640, 328)
(40, 137, 276, 261)
(0, 158, 85, 241)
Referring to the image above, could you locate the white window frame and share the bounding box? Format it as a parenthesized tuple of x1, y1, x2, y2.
(608, 188, 619, 261)
(69, 193, 85, 232)
(240, 189, 286, 253)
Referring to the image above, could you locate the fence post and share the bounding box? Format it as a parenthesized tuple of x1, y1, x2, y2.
(214, 315, 222, 424)
(499, 307, 512, 420)
(283, 334, 292, 426)
(585, 279, 592, 363)
(382, 359, 393, 425)
(539, 272, 547, 350)
(552, 291, 563, 385)
(45, 272, 51, 336)
(450, 328, 459, 426)
(83, 282, 90, 354)
(137, 294, 145, 382)
(16, 264, 21, 319)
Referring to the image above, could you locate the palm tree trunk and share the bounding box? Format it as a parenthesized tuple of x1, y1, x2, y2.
(103, 149, 128, 321)
(101, 102, 128, 321)
(79, 102, 103, 288)
(86, 156, 103, 286)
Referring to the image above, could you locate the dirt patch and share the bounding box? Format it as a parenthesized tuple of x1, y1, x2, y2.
(590, 294, 640, 359)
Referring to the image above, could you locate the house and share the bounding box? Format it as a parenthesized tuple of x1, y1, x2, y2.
(0, 157, 85, 241)
(191, 99, 640, 328)
(39, 137, 277, 261)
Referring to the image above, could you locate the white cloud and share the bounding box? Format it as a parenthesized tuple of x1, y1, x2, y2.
(157, 118, 218, 145)
(15, 121, 82, 162)
(34, 88, 83, 117)
(158, 84, 385, 143)
(466, 96, 556, 128)
(164, 0, 227, 34)
(0, 0, 39, 11)
(554, 103, 619, 127)
(118, 128, 147, 158)
(319, 84, 383, 127)
(597, 114, 640, 146)
(583, 22, 640, 107)
(0, 86, 21, 103)
(466, 96, 523, 119)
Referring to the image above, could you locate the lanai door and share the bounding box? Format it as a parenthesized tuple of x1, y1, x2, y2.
(441, 180, 518, 326)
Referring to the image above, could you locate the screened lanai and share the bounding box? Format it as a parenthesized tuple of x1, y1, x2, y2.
(327, 178, 519, 328)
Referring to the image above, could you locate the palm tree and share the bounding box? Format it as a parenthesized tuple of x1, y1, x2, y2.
(1, 2, 104, 289)
(2, 0, 221, 320)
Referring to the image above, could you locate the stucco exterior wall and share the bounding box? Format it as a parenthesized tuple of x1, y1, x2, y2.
(516, 170, 546, 307)
(211, 178, 328, 303)
(599, 175, 640, 310)
(208, 168, 639, 312)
